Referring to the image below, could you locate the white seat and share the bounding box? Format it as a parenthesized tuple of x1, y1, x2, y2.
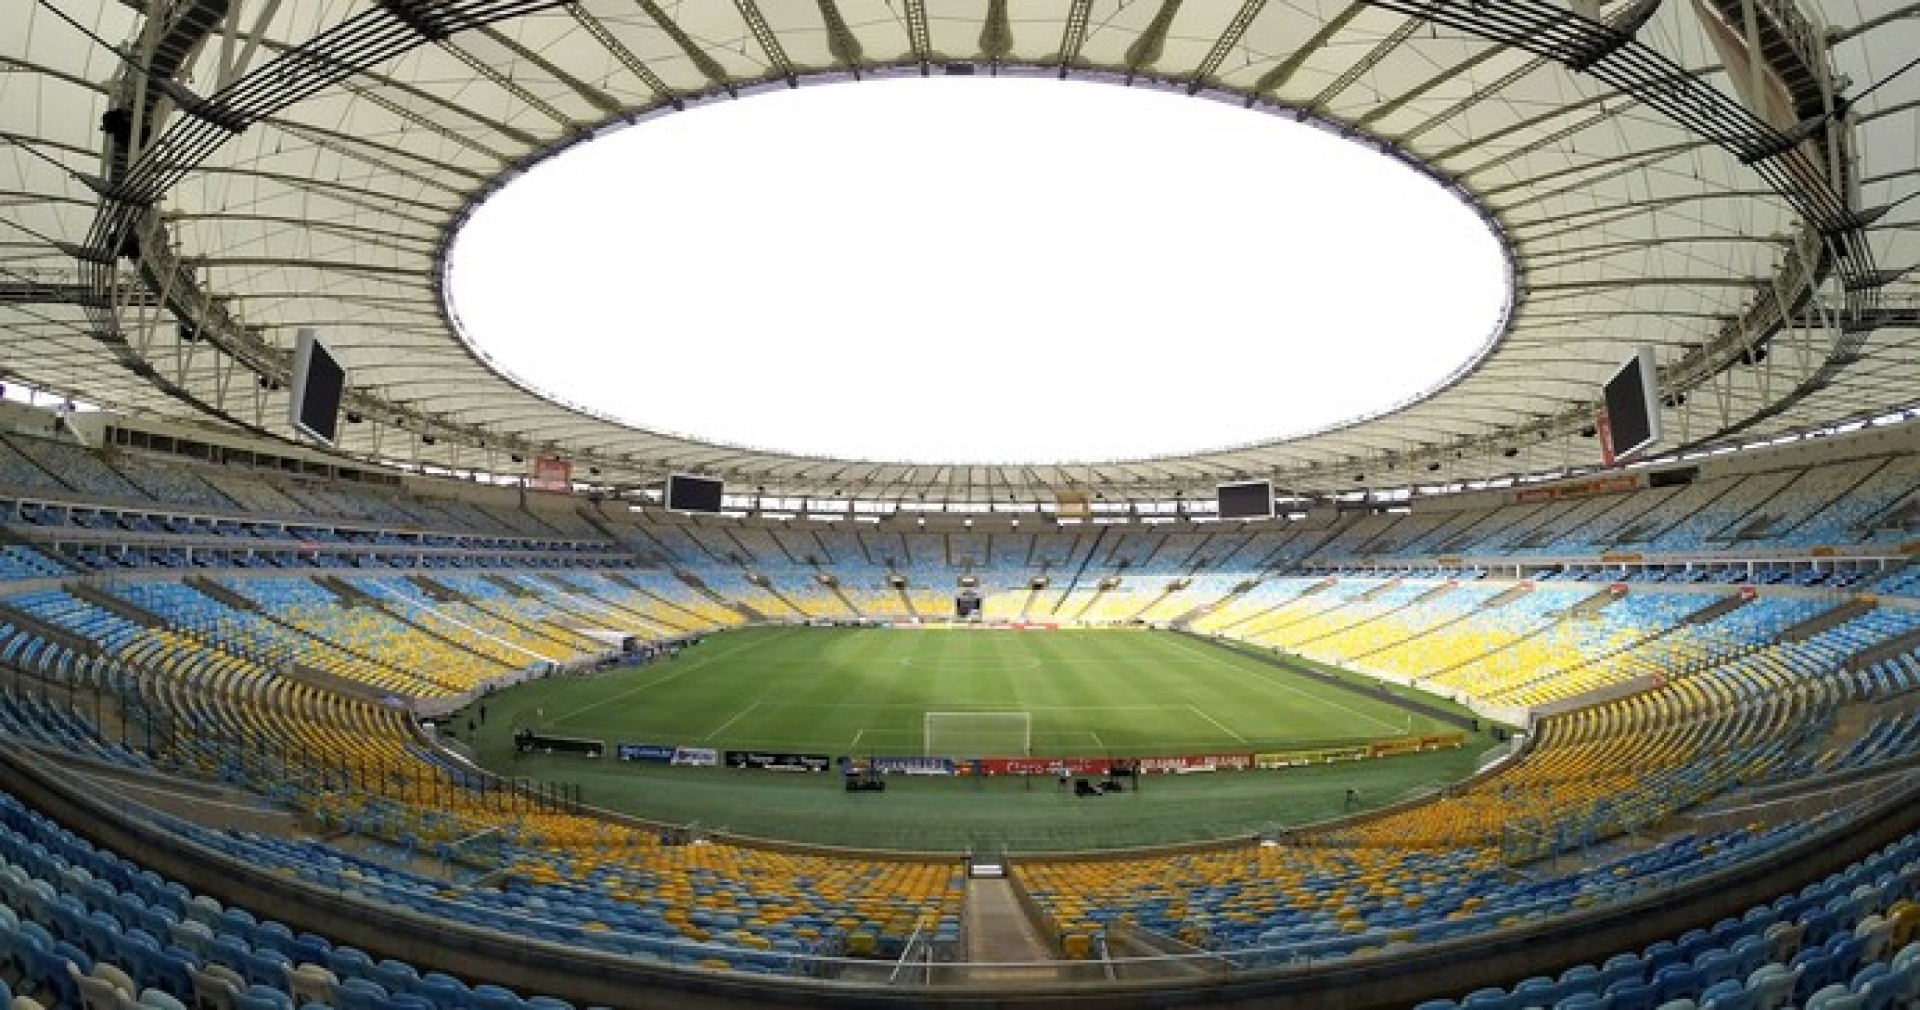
(71, 961, 137, 1010)
(189, 963, 244, 1010)
(93, 962, 140, 999)
(284, 962, 337, 1006)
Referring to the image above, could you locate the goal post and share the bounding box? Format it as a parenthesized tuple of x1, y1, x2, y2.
(923, 711, 1032, 757)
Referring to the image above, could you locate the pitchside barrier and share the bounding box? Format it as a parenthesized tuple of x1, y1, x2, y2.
(586, 731, 1468, 776)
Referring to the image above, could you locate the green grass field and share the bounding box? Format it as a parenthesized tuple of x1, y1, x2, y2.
(450, 627, 1503, 851)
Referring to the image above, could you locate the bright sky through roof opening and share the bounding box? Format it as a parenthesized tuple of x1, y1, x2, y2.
(448, 77, 1509, 465)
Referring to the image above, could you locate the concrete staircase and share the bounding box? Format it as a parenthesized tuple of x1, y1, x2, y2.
(963, 877, 1067, 981)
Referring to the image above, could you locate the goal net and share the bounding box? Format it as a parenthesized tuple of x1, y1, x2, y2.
(924, 711, 1032, 757)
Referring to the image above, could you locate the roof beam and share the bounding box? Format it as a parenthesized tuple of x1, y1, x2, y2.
(476, 23, 623, 116)
(1056, 0, 1093, 78)
(901, 0, 932, 75)
(1249, 2, 1363, 102)
(815, 0, 864, 74)
(633, 0, 735, 96)
(1188, 0, 1267, 95)
(564, 2, 680, 110)
(732, 0, 797, 87)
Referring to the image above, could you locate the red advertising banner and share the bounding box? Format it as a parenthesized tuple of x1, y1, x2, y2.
(973, 756, 1112, 776)
(969, 754, 1258, 776)
(530, 456, 572, 491)
(1515, 474, 1641, 504)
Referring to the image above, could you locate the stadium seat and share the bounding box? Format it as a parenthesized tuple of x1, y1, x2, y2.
(233, 985, 293, 1010)
(1887, 943, 1920, 1003)
(284, 964, 336, 1007)
(1654, 962, 1706, 1003)
(31, 939, 91, 1008)
(190, 963, 245, 1010)
(1606, 977, 1659, 1010)
(1696, 978, 1753, 1010)
(331, 978, 389, 1010)
(1743, 963, 1795, 1010)
(413, 971, 470, 1009)
(467, 983, 526, 1010)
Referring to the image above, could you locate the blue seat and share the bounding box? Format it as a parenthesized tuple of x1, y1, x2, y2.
(235, 983, 295, 1010)
(286, 933, 330, 969)
(1695, 948, 1742, 989)
(1645, 940, 1683, 974)
(1698, 978, 1754, 1010)
(1851, 963, 1889, 992)
(241, 947, 292, 990)
(0, 909, 31, 980)
(1512, 976, 1558, 1008)
(468, 984, 525, 1010)
(334, 978, 390, 1010)
(1729, 935, 1769, 982)
(1607, 977, 1659, 1010)
(210, 933, 252, 975)
(1556, 965, 1604, 1002)
(31, 939, 92, 1008)
(372, 958, 420, 997)
(144, 943, 199, 1003)
(1655, 962, 1706, 1003)
(326, 946, 374, 982)
(1794, 948, 1846, 1003)
(1602, 953, 1647, 990)
(414, 971, 469, 1010)
(1855, 972, 1900, 1010)
(1883, 945, 1920, 1008)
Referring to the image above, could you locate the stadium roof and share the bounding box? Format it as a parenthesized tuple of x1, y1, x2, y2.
(3, 0, 1916, 504)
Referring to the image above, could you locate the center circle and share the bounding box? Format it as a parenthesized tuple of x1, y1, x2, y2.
(446, 75, 1511, 465)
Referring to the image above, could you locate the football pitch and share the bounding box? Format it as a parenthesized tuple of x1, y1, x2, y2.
(454, 626, 1501, 850)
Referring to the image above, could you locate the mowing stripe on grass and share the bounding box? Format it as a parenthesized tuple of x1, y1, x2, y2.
(549, 626, 802, 724)
(1159, 633, 1404, 733)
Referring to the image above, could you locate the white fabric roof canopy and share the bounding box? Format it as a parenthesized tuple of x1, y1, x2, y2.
(1, 0, 1914, 503)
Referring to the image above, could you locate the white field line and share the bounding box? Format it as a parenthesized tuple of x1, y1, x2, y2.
(706, 700, 760, 740)
(1188, 704, 1248, 743)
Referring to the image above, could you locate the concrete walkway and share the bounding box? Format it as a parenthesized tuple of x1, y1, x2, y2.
(962, 877, 1069, 982)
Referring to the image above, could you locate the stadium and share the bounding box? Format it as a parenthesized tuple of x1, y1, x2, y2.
(2, 1, 1919, 1008)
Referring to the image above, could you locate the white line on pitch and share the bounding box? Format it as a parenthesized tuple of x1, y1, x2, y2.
(552, 629, 791, 723)
(1188, 704, 1248, 743)
(1161, 634, 1402, 732)
(706, 700, 760, 740)
(850, 728, 865, 749)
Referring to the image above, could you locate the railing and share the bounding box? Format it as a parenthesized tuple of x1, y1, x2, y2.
(8, 732, 1920, 1007)
(886, 923, 936, 986)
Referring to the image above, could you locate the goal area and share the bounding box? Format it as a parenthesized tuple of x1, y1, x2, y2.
(924, 711, 1032, 757)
